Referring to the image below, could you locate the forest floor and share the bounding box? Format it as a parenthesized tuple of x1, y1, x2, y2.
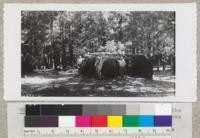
(21, 68, 175, 97)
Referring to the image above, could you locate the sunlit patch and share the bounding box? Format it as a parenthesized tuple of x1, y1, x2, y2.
(67, 82, 79, 85)
(82, 87, 91, 90)
(124, 86, 139, 92)
(140, 87, 160, 93)
(153, 75, 175, 83)
(21, 77, 67, 84)
(114, 87, 123, 91)
(97, 87, 105, 91)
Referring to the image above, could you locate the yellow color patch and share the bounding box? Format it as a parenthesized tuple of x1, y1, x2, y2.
(108, 116, 122, 127)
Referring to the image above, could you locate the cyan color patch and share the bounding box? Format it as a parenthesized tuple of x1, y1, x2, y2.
(139, 115, 154, 127)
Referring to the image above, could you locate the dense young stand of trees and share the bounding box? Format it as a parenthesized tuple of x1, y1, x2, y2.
(21, 11, 175, 74)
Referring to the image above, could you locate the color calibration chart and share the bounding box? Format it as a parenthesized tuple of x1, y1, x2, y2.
(25, 104, 172, 128)
(7, 103, 192, 138)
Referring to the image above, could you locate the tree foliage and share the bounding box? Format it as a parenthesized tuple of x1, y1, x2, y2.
(21, 11, 175, 74)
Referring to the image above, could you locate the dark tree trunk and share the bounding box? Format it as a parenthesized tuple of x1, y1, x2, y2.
(62, 47, 66, 70)
(61, 24, 67, 70)
(50, 16, 54, 69)
(68, 43, 74, 67)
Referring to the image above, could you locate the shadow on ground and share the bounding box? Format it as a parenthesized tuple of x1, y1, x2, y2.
(21, 69, 175, 97)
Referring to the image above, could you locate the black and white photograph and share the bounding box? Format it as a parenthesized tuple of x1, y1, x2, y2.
(21, 10, 176, 97)
(3, 4, 197, 101)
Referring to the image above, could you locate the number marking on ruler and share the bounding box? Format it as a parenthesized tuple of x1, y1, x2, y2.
(24, 127, 172, 138)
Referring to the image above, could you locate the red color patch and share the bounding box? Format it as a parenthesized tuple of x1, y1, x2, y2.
(91, 116, 107, 127)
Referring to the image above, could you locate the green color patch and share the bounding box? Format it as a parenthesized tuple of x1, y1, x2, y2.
(123, 115, 139, 127)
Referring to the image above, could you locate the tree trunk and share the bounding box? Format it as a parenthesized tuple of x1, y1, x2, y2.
(50, 16, 54, 69)
(68, 42, 74, 67)
(61, 24, 67, 70)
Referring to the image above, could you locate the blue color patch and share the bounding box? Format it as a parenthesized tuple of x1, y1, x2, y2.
(139, 116, 154, 127)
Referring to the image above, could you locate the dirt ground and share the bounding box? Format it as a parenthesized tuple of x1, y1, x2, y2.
(21, 69, 175, 97)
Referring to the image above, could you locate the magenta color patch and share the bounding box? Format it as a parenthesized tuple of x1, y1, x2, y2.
(76, 116, 91, 127)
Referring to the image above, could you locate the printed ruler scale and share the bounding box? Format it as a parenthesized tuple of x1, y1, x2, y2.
(24, 127, 172, 138)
